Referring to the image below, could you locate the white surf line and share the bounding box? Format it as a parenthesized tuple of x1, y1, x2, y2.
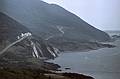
(30, 39, 47, 59)
(31, 41, 39, 58)
(36, 43, 45, 57)
(30, 41, 36, 57)
(32, 51, 36, 58)
(47, 47, 56, 57)
(56, 26, 64, 34)
(31, 41, 37, 58)
(31, 41, 47, 59)
(0, 35, 29, 56)
(53, 47, 60, 55)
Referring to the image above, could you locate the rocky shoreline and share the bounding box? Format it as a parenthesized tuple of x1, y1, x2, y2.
(50, 41, 116, 52)
(0, 67, 94, 79)
(0, 55, 94, 79)
(0, 41, 116, 79)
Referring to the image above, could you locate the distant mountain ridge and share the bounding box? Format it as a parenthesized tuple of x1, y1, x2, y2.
(0, 0, 110, 42)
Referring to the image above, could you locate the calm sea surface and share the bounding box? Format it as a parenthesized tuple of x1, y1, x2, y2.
(48, 31, 120, 79)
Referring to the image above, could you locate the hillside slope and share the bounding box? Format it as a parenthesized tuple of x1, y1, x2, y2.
(0, 12, 59, 68)
(0, 0, 110, 42)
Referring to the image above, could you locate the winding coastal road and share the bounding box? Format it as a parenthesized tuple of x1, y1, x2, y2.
(0, 34, 30, 57)
(0, 32, 59, 59)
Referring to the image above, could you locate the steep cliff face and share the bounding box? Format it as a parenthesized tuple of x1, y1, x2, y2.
(0, 0, 111, 43)
(0, 12, 59, 62)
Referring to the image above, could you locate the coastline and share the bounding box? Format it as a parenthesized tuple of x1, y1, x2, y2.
(0, 66, 94, 79)
(0, 35, 118, 79)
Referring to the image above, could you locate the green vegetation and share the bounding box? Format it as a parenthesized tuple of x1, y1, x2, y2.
(0, 68, 94, 79)
(0, 68, 49, 79)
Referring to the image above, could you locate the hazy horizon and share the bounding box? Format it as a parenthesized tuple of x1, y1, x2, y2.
(43, 0, 120, 31)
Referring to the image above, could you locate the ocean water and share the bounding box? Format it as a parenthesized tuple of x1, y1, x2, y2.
(48, 31, 120, 79)
(105, 30, 120, 36)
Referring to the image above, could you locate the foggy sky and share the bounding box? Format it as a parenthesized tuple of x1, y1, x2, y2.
(43, 0, 120, 31)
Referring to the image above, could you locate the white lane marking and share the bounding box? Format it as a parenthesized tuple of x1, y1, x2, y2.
(47, 47, 56, 57)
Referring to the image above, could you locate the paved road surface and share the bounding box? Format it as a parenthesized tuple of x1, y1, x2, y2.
(0, 35, 29, 57)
